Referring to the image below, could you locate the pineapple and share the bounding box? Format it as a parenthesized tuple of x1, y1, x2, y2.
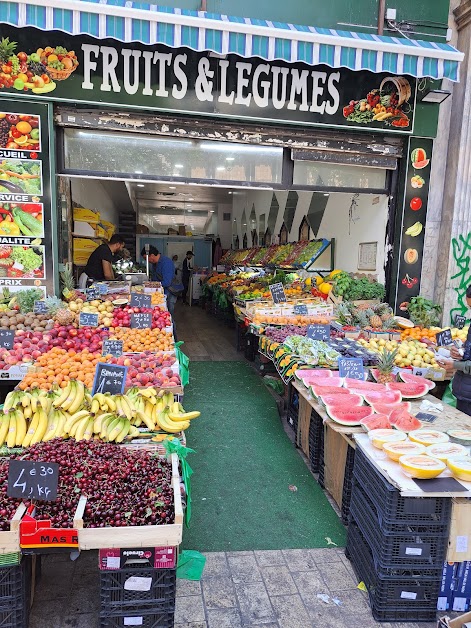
(354, 309, 370, 329)
(375, 348, 398, 384)
(365, 307, 383, 328)
(54, 308, 75, 326)
(44, 295, 63, 316)
(0, 38, 17, 65)
(60, 264, 78, 302)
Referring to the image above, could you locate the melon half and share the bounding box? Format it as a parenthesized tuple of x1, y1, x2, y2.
(409, 430, 450, 446)
(383, 441, 426, 461)
(368, 428, 407, 449)
(399, 454, 445, 479)
(426, 443, 469, 462)
(447, 457, 471, 482)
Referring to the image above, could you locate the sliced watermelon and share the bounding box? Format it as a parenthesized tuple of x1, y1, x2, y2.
(398, 371, 435, 391)
(389, 408, 422, 432)
(344, 378, 386, 391)
(362, 390, 402, 405)
(319, 393, 363, 407)
(372, 401, 412, 416)
(296, 369, 333, 379)
(310, 384, 350, 398)
(306, 376, 343, 388)
(386, 381, 429, 399)
(326, 405, 374, 426)
(360, 414, 391, 431)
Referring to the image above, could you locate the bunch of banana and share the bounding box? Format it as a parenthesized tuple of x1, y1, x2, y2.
(154, 401, 200, 434)
(53, 379, 86, 415)
(4, 388, 57, 417)
(405, 221, 423, 237)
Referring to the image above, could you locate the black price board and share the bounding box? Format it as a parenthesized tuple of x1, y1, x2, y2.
(86, 287, 100, 301)
(92, 363, 127, 395)
(33, 300, 47, 314)
(455, 315, 467, 330)
(0, 330, 14, 350)
(102, 339, 124, 358)
(7, 460, 59, 501)
(131, 313, 152, 329)
(338, 357, 364, 380)
(415, 412, 437, 423)
(269, 283, 287, 304)
(307, 324, 330, 341)
(436, 329, 453, 346)
(79, 312, 99, 327)
(130, 293, 152, 308)
(294, 304, 308, 315)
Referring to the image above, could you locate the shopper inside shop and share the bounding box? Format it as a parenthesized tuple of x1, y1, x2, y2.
(182, 251, 194, 304)
(141, 246, 178, 315)
(79, 234, 126, 287)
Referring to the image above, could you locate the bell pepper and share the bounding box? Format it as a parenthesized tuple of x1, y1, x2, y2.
(0, 221, 20, 236)
(7, 267, 22, 278)
(0, 246, 12, 259)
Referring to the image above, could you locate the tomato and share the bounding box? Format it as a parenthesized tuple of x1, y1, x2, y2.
(410, 197, 422, 211)
(29, 152, 38, 159)
(5, 141, 19, 149)
(7, 268, 23, 278)
(10, 127, 21, 139)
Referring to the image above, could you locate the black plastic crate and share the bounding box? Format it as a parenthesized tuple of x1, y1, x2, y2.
(100, 608, 174, 628)
(308, 410, 323, 473)
(353, 447, 452, 527)
(288, 383, 299, 415)
(0, 605, 28, 628)
(346, 519, 440, 622)
(341, 444, 356, 525)
(236, 324, 246, 352)
(318, 419, 325, 488)
(350, 483, 448, 569)
(286, 406, 298, 433)
(244, 333, 258, 362)
(100, 566, 176, 611)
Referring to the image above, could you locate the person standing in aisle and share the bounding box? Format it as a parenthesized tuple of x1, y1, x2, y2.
(141, 246, 177, 316)
(182, 250, 194, 304)
(79, 234, 125, 287)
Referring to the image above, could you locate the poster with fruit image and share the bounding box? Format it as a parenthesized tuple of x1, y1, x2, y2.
(0, 113, 40, 151)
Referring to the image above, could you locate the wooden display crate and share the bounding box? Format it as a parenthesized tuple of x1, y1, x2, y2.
(0, 503, 26, 555)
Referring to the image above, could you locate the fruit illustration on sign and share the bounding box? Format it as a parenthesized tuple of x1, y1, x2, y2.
(411, 148, 430, 169)
(411, 175, 425, 189)
(405, 222, 423, 237)
(404, 248, 418, 264)
(402, 274, 418, 289)
(410, 197, 422, 211)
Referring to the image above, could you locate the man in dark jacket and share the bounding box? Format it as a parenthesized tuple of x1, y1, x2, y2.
(181, 251, 194, 304)
(437, 285, 471, 415)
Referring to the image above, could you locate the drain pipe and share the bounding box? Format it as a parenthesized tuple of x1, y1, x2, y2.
(378, 0, 386, 34)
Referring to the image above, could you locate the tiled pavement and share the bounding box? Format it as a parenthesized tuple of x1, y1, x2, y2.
(29, 548, 438, 628)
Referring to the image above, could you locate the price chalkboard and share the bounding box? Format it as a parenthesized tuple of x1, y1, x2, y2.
(338, 357, 364, 380)
(86, 287, 100, 301)
(7, 460, 59, 501)
(307, 324, 330, 341)
(131, 313, 152, 329)
(269, 283, 287, 304)
(79, 312, 99, 327)
(130, 293, 151, 308)
(96, 283, 109, 295)
(92, 363, 127, 395)
(455, 315, 467, 330)
(412, 366, 429, 378)
(294, 304, 308, 315)
(436, 329, 453, 347)
(0, 330, 14, 350)
(33, 300, 47, 314)
(102, 339, 124, 358)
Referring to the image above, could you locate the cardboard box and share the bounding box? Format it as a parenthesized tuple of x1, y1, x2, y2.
(439, 611, 471, 627)
(73, 221, 96, 237)
(453, 562, 471, 612)
(98, 547, 176, 570)
(448, 499, 471, 562)
(438, 562, 459, 611)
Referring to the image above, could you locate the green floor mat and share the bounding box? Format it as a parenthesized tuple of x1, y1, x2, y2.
(182, 361, 346, 552)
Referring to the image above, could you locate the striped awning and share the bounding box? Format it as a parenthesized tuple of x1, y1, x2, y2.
(0, 0, 464, 81)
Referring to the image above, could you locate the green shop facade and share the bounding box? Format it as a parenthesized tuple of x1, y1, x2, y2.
(0, 0, 463, 310)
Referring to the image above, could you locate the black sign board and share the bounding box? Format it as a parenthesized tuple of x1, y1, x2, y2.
(92, 363, 127, 395)
(102, 339, 124, 358)
(130, 293, 152, 308)
(79, 312, 99, 327)
(338, 357, 365, 380)
(131, 313, 152, 329)
(294, 304, 308, 315)
(269, 283, 287, 304)
(86, 287, 101, 301)
(7, 460, 59, 501)
(33, 300, 48, 314)
(455, 315, 467, 330)
(436, 329, 453, 347)
(307, 324, 330, 341)
(415, 412, 437, 423)
(0, 330, 14, 350)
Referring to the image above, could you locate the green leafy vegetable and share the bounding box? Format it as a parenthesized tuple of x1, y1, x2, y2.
(10, 247, 43, 271)
(407, 296, 442, 328)
(15, 288, 44, 313)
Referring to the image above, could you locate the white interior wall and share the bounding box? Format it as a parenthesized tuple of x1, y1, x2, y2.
(217, 203, 233, 249)
(71, 179, 120, 224)
(231, 190, 389, 282)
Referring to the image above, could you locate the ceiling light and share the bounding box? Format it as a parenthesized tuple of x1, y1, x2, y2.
(210, 210, 215, 213)
(174, 164, 183, 168)
(228, 191, 233, 194)
(323, 193, 330, 197)
(420, 89, 451, 104)
(243, 223, 247, 226)
(226, 157, 235, 161)
(135, 170, 143, 174)
(188, 209, 193, 212)
(216, 166, 225, 171)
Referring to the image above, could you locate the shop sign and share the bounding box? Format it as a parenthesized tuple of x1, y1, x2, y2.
(0, 26, 416, 134)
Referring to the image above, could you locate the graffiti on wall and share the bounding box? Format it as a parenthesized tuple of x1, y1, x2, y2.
(450, 233, 471, 323)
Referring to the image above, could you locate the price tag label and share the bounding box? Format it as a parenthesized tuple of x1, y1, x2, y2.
(307, 324, 330, 341)
(415, 412, 437, 423)
(131, 313, 152, 329)
(7, 460, 59, 501)
(0, 329, 14, 350)
(412, 366, 430, 378)
(33, 300, 47, 314)
(338, 357, 364, 380)
(269, 283, 287, 304)
(96, 283, 109, 295)
(92, 363, 127, 395)
(294, 304, 308, 315)
(130, 293, 152, 308)
(86, 287, 100, 301)
(79, 312, 99, 327)
(455, 315, 467, 330)
(102, 339, 124, 358)
(435, 329, 453, 347)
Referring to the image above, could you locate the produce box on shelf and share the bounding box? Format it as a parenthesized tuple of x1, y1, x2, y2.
(0, 504, 26, 555)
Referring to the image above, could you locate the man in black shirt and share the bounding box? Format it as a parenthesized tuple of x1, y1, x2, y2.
(79, 235, 125, 286)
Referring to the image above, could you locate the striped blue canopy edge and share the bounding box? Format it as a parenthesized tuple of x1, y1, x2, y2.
(0, 0, 464, 81)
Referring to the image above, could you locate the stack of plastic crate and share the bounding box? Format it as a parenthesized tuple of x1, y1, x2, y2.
(308, 409, 323, 474)
(0, 555, 32, 628)
(286, 383, 299, 434)
(346, 447, 451, 622)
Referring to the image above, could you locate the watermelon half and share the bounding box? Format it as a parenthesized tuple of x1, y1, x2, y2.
(343, 378, 386, 391)
(371, 401, 412, 416)
(296, 369, 332, 381)
(326, 405, 374, 426)
(360, 414, 391, 431)
(386, 381, 429, 399)
(310, 384, 350, 398)
(362, 390, 402, 406)
(319, 393, 363, 407)
(389, 408, 422, 432)
(398, 371, 435, 391)
(307, 377, 342, 388)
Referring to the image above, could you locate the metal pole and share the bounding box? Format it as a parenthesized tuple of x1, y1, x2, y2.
(378, 0, 386, 35)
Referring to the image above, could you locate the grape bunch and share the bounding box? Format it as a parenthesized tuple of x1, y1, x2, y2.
(0, 119, 9, 148)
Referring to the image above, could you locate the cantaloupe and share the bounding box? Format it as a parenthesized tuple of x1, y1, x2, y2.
(426, 443, 469, 462)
